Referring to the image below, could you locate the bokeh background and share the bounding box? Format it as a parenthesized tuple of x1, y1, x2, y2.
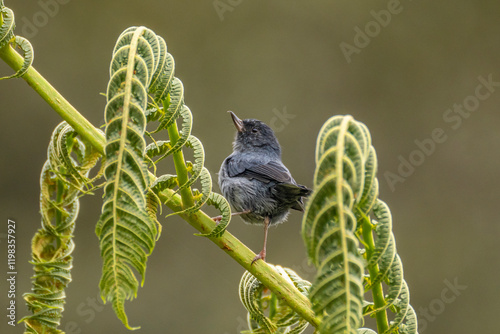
(1, 1, 499, 333)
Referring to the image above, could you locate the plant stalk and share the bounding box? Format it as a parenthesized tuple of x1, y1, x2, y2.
(0, 44, 106, 154)
(362, 218, 390, 333)
(159, 187, 320, 327)
(164, 100, 194, 208)
(0, 45, 321, 329)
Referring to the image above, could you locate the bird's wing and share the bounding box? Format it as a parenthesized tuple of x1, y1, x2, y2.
(225, 155, 312, 212)
(226, 157, 294, 184)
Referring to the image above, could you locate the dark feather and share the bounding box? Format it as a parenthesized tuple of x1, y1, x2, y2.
(225, 155, 311, 212)
(219, 114, 312, 231)
(227, 157, 293, 184)
(272, 183, 312, 212)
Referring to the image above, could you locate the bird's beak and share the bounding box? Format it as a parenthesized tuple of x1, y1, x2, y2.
(228, 111, 244, 132)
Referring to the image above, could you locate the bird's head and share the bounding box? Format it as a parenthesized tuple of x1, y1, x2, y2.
(228, 111, 281, 156)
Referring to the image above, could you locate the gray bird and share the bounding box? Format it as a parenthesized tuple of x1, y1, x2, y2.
(218, 111, 311, 264)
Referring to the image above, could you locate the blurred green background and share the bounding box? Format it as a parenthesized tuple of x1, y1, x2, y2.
(1, 1, 499, 333)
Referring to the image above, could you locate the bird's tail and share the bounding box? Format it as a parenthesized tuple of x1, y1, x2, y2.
(273, 183, 312, 212)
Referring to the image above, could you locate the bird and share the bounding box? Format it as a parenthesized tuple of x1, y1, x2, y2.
(218, 111, 312, 265)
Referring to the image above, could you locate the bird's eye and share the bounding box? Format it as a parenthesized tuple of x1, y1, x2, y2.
(252, 128, 259, 133)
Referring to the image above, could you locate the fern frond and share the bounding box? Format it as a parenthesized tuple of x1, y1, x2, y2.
(22, 122, 99, 333)
(0, 2, 33, 79)
(302, 116, 366, 334)
(195, 191, 231, 238)
(170, 167, 211, 218)
(97, 25, 233, 328)
(138, 27, 231, 236)
(0, 1, 15, 48)
(96, 26, 161, 330)
(358, 329, 377, 334)
(151, 174, 179, 193)
(303, 115, 418, 333)
(239, 266, 310, 334)
(181, 135, 206, 190)
(146, 139, 173, 161)
(363, 200, 419, 334)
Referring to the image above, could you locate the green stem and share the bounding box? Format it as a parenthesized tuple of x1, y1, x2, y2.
(362, 218, 390, 333)
(164, 100, 194, 208)
(0, 45, 321, 329)
(0, 44, 106, 154)
(159, 187, 320, 327)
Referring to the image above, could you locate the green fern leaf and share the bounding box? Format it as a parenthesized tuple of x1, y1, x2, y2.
(96, 27, 161, 330)
(22, 122, 99, 333)
(195, 191, 231, 238)
(305, 115, 420, 333)
(358, 329, 377, 334)
(303, 116, 368, 334)
(362, 199, 419, 333)
(171, 167, 211, 217)
(0, 1, 15, 48)
(239, 266, 310, 334)
(0, 1, 34, 79)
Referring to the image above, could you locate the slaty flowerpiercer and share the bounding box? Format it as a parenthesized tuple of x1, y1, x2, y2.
(218, 111, 311, 264)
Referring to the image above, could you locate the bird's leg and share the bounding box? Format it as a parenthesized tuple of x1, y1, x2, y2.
(211, 209, 251, 224)
(251, 217, 269, 265)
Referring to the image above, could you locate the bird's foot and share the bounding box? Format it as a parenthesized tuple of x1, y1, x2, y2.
(251, 249, 266, 265)
(212, 210, 251, 225)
